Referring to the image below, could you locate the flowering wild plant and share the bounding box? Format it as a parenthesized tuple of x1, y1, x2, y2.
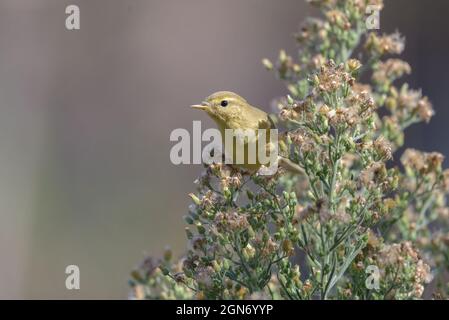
(130, 0, 449, 300)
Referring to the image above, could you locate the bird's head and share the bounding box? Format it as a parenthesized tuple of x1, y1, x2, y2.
(191, 91, 249, 127)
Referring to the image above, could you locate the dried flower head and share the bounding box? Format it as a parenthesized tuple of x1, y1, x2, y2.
(372, 59, 411, 85)
(315, 60, 354, 93)
(365, 32, 405, 56)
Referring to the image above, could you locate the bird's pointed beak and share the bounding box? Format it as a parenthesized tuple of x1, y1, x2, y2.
(191, 101, 210, 111)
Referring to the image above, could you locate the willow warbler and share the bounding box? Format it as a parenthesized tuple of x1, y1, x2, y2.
(191, 91, 304, 175)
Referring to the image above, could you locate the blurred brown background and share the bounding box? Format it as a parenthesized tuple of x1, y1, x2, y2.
(0, 0, 448, 298)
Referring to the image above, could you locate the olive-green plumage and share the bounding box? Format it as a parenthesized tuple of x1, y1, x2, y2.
(191, 91, 303, 174)
(193, 91, 274, 129)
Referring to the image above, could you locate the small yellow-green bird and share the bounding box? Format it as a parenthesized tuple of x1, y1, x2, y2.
(191, 91, 304, 175)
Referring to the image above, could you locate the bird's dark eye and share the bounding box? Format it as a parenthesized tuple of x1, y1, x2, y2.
(220, 100, 228, 107)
